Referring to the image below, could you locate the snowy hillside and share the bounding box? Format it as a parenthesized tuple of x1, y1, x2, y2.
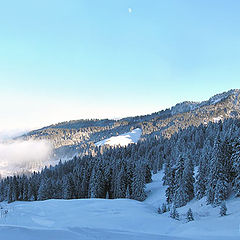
(20, 89, 240, 162)
(95, 128, 142, 147)
(1, 171, 239, 240)
(170, 89, 240, 115)
(145, 172, 240, 239)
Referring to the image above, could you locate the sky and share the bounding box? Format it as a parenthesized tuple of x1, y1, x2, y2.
(0, 0, 240, 132)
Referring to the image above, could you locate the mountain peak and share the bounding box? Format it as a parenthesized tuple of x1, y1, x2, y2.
(171, 89, 240, 115)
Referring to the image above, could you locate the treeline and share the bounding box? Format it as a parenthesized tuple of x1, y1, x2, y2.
(0, 147, 152, 203)
(0, 118, 240, 207)
(163, 118, 240, 207)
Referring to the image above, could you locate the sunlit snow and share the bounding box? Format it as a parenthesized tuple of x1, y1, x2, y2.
(95, 128, 142, 147)
(0, 171, 239, 240)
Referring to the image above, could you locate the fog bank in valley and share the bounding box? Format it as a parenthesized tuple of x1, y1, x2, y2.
(0, 139, 53, 177)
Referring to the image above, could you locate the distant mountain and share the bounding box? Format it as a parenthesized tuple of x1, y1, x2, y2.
(170, 89, 240, 115)
(19, 89, 240, 159)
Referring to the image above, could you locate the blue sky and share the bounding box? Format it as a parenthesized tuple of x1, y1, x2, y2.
(0, 0, 240, 131)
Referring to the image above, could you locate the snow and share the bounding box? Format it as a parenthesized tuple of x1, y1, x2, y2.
(0, 170, 239, 240)
(208, 91, 231, 105)
(95, 128, 142, 147)
(212, 116, 222, 123)
(0, 199, 184, 240)
(145, 170, 168, 208)
(170, 89, 240, 115)
(210, 97, 223, 105)
(207, 89, 239, 106)
(145, 171, 240, 239)
(171, 102, 199, 115)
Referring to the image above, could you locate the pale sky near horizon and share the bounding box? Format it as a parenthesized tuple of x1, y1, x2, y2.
(0, 0, 240, 132)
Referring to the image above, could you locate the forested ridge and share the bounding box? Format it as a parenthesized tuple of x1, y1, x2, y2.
(1, 118, 240, 207)
(20, 89, 240, 160)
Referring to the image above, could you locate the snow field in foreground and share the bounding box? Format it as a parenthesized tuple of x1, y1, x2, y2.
(0, 171, 239, 240)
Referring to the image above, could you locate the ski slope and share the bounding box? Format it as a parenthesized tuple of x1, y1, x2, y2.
(95, 128, 142, 147)
(0, 171, 239, 240)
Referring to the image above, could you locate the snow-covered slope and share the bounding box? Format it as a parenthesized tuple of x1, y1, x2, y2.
(0, 199, 186, 240)
(212, 116, 222, 123)
(170, 89, 240, 115)
(145, 171, 240, 239)
(95, 128, 142, 147)
(1, 171, 239, 240)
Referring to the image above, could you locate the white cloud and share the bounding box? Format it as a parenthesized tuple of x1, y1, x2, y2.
(0, 140, 53, 177)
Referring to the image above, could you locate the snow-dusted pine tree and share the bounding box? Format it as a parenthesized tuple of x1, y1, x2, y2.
(174, 154, 194, 207)
(131, 162, 147, 201)
(63, 175, 73, 199)
(161, 203, 167, 213)
(186, 208, 194, 222)
(182, 157, 195, 202)
(195, 141, 211, 199)
(37, 178, 52, 200)
(165, 167, 176, 204)
(206, 134, 221, 204)
(170, 205, 179, 220)
(213, 139, 232, 205)
(220, 201, 227, 216)
(157, 207, 162, 214)
(88, 168, 97, 198)
(231, 138, 240, 197)
(163, 157, 171, 186)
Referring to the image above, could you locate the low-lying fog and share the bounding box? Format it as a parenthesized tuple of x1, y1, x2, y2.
(0, 133, 53, 177)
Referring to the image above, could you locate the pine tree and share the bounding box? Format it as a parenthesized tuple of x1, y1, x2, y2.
(170, 205, 179, 220)
(115, 166, 127, 198)
(125, 185, 130, 199)
(7, 180, 13, 203)
(231, 138, 240, 197)
(22, 175, 29, 201)
(195, 142, 211, 199)
(173, 154, 186, 207)
(182, 157, 195, 202)
(206, 135, 221, 204)
(220, 201, 227, 216)
(213, 139, 232, 205)
(163, 158, 171, 186)
(28, 173, 40, 201)
(214, 177, 228, 205)
(38, 178, 52, 200)
(161, 203, 167, 213)
(63, 176, 72, 199)
(186, 208, 194, 222)
(157, 203, 168, 215)
(145, 164, 152, 184)
(88, 168, 97, 198)
(12, 176, 19, 201)
(165, 168, 176, 204)
(131, 162, 146, 201)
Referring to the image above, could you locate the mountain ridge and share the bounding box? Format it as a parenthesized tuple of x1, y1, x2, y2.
(20, 89, 240, 159)
(25, 89, 240, 132)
